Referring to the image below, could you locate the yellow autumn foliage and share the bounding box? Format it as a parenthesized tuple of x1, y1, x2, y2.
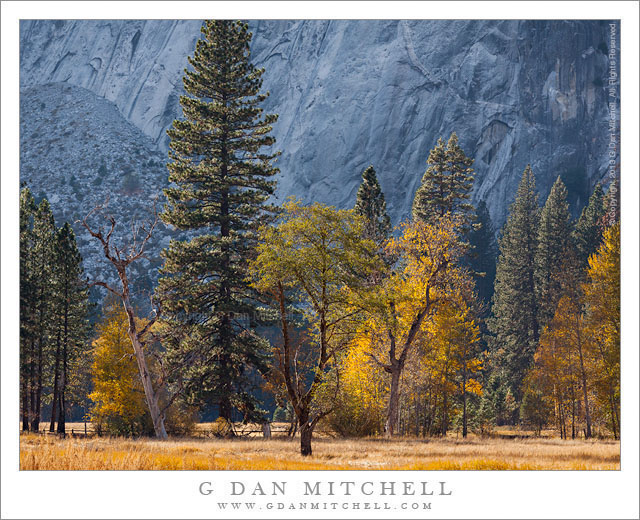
(89, 301, 153, 436)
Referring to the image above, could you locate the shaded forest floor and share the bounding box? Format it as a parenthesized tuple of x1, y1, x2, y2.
(20, 429, 619, 470)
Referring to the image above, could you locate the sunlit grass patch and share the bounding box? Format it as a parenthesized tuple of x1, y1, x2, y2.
(19, 432, 620, 471)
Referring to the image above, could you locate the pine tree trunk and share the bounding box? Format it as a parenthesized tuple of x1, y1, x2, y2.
(49, 332, 61, 432)
(22, 340, 33, 431)
(57, 368, 66, 436)
(219, 396, 232, 422)
(216, 113, 234, 424)
(57, 298, 70, 436)
(22, 374, 30, 432)
(385, 364, 401, 437)
(32, 337, 44, 431)
(29, 370, 36, 432)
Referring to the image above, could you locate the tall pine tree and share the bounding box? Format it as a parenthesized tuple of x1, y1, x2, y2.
(412, 132, 475, 231)
(28, 198, 56, 431)
(573, 183, 606, 269)
(50, 223, 89, 434)
(20, 187, 36, 431)
(158, 20, 278, 421)
(354, 165, 391, 246)
(535, 176, 572, 329)
(488, 165, 540, 412)
(467, 200, 498, 305)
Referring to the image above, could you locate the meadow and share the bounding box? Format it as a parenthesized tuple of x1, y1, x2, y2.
(19, 425, 620, 471)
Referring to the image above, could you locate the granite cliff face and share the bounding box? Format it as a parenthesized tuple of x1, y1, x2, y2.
(20, 19, 618, 253)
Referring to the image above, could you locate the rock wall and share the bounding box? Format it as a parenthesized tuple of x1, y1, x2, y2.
(20, 19, 619, 226)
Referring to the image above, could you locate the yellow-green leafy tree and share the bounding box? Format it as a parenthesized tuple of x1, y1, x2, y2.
(329, 323, 388, 436)
(250, 199, 379, 455)
(584, 222, 620, 438)
(429, 302, 483, 437)
(364, 215, 474, 436)
(89, 301, 152, 436)
(527, 296, 588, 439)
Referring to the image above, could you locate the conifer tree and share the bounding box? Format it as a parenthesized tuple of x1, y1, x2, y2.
(354, 165, 392, 246)
(50, 223, 89, 434)
(412, 132, 475, 232)
(28, 198, 56, 431)
(535, 176, 572, 328)
(20, 187, 36, 431)
(158, 20, 278, 421)
(488, 165, 540, 411)
(467, 200, 498, 305)
(573, 184, 606, 268)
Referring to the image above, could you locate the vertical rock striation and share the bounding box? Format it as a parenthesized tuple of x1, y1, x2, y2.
(20, 19, 619, 227)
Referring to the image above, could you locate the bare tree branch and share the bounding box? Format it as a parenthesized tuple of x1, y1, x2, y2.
(79, 198, 167, 439)
(88, 280, 122, 298)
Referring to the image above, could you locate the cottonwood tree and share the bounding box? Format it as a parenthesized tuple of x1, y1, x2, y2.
(365, 215, 473, 436)
(250, 200, 378, 455)
(158, 20, 278, 422)
(90, 299, 154, 436)
(81, 199, 168, 439)
(437, 303, 482, 438)
(528, 296, 592, 439)
(584, 222, 620, 438)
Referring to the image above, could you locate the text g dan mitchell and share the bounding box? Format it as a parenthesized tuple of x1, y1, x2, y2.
(198, 480, 453, 497)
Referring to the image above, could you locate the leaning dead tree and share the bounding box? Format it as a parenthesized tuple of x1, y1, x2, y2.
(80, 198, 168, 439)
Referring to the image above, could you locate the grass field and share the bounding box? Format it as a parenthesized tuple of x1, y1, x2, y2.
(19, 429, 620, 470)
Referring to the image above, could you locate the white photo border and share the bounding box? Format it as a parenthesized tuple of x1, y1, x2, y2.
(2, 2, 638, 519)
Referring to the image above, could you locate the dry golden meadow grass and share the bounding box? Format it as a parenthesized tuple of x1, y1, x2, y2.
(20, 426, 619, 470)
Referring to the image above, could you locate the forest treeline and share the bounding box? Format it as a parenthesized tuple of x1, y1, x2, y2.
(19, 20, 620, 456)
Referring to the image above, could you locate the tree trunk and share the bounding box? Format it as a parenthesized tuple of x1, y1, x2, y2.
(57, 297, 70, 436)
(287, 414, 298, 437)
(29, 376, 36, 432)
(300, 421, 313, 456)
(219, 395, 232, 422)
(117, 271, 167, 439)
(22, 367, 30, 431)
(441, 392, 448, 437)
(57, 368, 66, 436)
(126, 324, 167, 439)
(571, 393, 576, 440)
(385, 364, 401, 437)
(462, 369, 468, 438)
(609, 387, 618, 440)
(31, 337, 44, 431)
(49, 332, 61, 432)
(576, 327, 592, 438)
